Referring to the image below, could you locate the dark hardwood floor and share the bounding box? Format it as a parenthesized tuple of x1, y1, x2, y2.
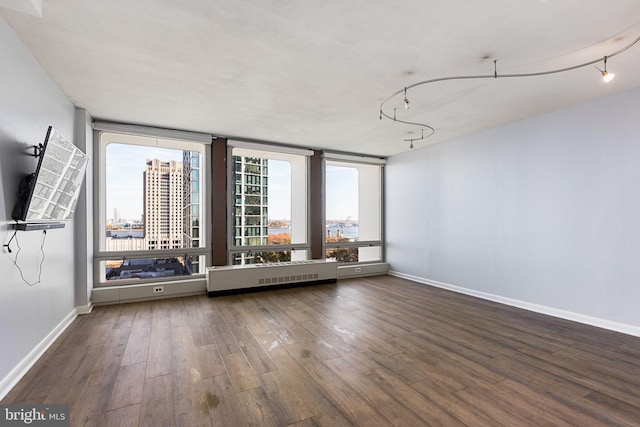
(4, 275, 640, 426)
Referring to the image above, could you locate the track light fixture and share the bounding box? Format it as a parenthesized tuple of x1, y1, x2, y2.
(404, 129, 425, 149)
(602, 70, 615, 83)
(380, 33, 640, 148)
(597, 56, 615, 82)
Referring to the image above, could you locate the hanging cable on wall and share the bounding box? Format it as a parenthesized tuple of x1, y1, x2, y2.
(4, 227, 48, 286)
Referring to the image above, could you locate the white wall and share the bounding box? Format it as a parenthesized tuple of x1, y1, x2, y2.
(0, 15, 84, 397)
(386, 87, 640, 333)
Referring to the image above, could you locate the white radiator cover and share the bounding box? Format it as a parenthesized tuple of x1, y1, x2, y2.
(206, 259, 337, 295)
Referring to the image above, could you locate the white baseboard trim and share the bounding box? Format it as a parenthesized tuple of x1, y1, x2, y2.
(76, 301, 94, 315)
(0, 307, 79, 401)
(389, 270, 640, 338)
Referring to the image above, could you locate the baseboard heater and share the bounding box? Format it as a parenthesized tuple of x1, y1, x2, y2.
(206, 259, 338, 296)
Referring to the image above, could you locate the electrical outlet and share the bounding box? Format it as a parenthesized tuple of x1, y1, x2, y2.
(2, 245, 10, 254)
(153, 286, 164, 294)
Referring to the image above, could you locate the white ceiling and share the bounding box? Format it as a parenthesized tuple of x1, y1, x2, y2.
(2, 1, 640, 157)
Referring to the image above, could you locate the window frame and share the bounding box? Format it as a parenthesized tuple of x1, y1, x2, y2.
(93, 123, 212, 287)
(226, 141, 313, 265)
(323, 154, 386, 265)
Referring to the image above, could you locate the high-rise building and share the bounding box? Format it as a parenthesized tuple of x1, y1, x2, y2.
(143, 159, 183, 250)
(232, 156, 269, 263)
(182, 150, 200, 273)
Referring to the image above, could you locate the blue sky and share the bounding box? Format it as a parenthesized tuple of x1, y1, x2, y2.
(106, 144, 356, 221)
(106, 144, 181, 220)
(325, 165, 358, 221)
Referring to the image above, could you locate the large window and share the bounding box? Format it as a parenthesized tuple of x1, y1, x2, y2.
(324, 157, 384, 264)
(228, 142, 311, 265)
(93, 126, 383, 287)
(95, 127, 210, 285)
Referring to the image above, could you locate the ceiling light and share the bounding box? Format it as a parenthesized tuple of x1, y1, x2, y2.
(602, 70, 615, 83)
(403, 87, 411, 109)
(404, 129, 425, 150)
(380, 33, 640, 148)
(599, 56, 615, 82)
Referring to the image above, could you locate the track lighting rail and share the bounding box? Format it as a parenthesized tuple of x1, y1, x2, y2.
(380, 33, 640, 148)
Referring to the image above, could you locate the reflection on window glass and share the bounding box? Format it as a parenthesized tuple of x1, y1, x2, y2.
(325, 246, 382, 264)
(232, 251, 291, 265)
(325, 248, 359, 263)
(103, 255, 202, 281)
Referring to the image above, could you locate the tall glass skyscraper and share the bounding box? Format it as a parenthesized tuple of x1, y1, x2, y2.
(182, 150, 200, 273)
(232, 156, 269, 263)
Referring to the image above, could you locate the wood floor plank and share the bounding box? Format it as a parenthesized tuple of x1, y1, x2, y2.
(286, 418, 320, 427)
(235, 386, 283, 427)
(498, 378, 610, 427)
(206, 310, 242, 356)
(171, 325, 197, 373)
(94, 304, 123, 326)
(173, 367, 214, 427)
(410, 329, 506, 384)
(253, 296, 323, 344)
(190, 314, 217, 347)
(112, 302, 139, 330)
(284, 342, 391, 426)
(92, 325, 130, 374)
(453, 385, 538, 427)
(491, 353, 592, 398)
(139, 373, 175, 427)
(3, 276, 640, 426)
(133, 301, 153, 319)
(410, 380, 499, 427)
(259, 370, 314, 425)
(584, 390, 640, 425)
(473, 380, 576, 426)
(228, 321, 279, 375)
(517, 346, 640, 404)
(333, 347, 466, 425)
(221, 352, 261, 392)
(44, 344, 106, 405)
(121, 316, 151, 366)
(324, 356, 440, 426)
(204, 374, 251, 427)
(145, 316, 173, 379)
(490, 356, 635, 425)
(193, 343, 228, 379)
(101, 404, 141, 427)
(68, 366, 119, 427)
(107, 362, 146, 411)
(556, 342, 640, 380)
(266, 345, 355, 427)
(172, 311, 226, 380)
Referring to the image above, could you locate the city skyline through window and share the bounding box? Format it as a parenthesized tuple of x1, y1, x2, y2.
(97, 131, 209, 283)
(98, 134, 372, 277)
(105, 145, 358, 223)
(106, 143, 184, 221)
(324, 159, 383, 264)
(229, 146, 309, 265)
